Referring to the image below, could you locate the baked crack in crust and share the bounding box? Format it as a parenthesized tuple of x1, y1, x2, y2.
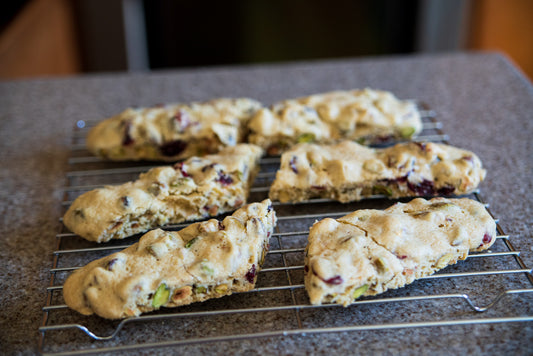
(304, 197, 496, 306)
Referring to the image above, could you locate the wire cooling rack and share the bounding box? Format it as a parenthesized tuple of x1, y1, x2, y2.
(39, 104, 533, 355)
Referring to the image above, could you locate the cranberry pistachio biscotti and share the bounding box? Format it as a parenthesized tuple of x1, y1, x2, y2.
(269, 141, 485, 203)
(87, 98, 263, 161)
(304, 197, 496, 306)
(247, 89, 422, 154)
(64, 144, 263, 243)
(63, 200, 277, 319)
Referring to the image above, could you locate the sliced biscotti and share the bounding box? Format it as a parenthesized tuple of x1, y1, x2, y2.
(269, 141, 485, 203)
(247, 88, 421, 154)
(305, 197, 496, 306)
(63, 144, 263, 243)
(87, 98, 263, 161)
(63, 200, 277, 319)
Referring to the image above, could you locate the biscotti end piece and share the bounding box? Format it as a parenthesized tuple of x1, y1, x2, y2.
(247, 88, 421, 155)
(86, 98, 263, 161)
(304, 197, 496, 306)
(269, 141, 486, 203)
(64, 144, 264, 243)
(63, 199, 277, 319)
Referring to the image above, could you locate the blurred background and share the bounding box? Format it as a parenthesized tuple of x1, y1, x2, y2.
(1, 0, 532, 80)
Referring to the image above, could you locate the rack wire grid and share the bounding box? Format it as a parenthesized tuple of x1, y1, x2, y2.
(39, 103, 533, 355)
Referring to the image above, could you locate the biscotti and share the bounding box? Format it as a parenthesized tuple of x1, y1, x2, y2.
(63, 200, 277, 319)
(248, 89, 422, 154)
(304, 197, 496, 306)
(64, 144, 263, 243)
(87, 98, 262, 161)
(269, 141, 485, 203)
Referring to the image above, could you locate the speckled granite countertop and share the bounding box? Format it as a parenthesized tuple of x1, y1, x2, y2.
(1, 52, 532, 355)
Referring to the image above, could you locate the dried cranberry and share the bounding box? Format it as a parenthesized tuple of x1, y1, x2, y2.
(311, 185, 326, 190)
(216, 173, 233, 186)
(121, 196, 131, 207)
(462, 156, 474, 163)
(173, 162, 191, 177)
(289, 156, 298, 174)
(173, 110, 190, 131)
(414, 142, 428, 152)
(482, 233, 492, 244)
(160, 140, 187, 157)
(323, 275, 343, 285)
(122, 122, 134, 146)
(397, 255, 408, 259)
(304, 265, 309, 273)
(106, 258, 118, 271)
(245, 264, 257, 283)
(381, 174, 409, 185)
(437, 185, 455, 196)
(375, 135, 393, 143)
(407, 179, 435, 195)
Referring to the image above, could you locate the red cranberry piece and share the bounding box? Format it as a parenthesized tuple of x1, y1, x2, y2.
(160, 140, 187, 157)
(216, 173, 233, 186)
(122, 122, 134, 146)
(462, 156, 474, 163)
(304, 265, 309, 273)
(245, 264, 257, 283)
(323, 275, 343, 285)
(173, 110, 191, 131)
(106, 258, 118, 271)
(375, 134, 393, 143)
(414, 142, 428, 152)
(482, 233, 492, 244)
(437, 185, 455, 195)
(289, 156, 298, 174)
(173, 162, 191, 177)
(407, 179, 435, 195)
(311, 185, 326, 190)
(121, 196, 131, 207)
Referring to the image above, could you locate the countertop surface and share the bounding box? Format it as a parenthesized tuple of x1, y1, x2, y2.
(1, 52, 532, 355)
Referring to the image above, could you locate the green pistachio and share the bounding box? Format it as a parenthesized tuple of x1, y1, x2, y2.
(353, 284, 369, 300)
(201, 261, 214, 276)
(435, 253, 454, 269)
(297, 133, 316, 143)
(372, 185, 393, 196)
(152, 283, 170, 308)
(195, 286, 207, 294)
(214, 284, 228, 294)
(399, 126, 416, 138)
(185, 237, 198, 248)
(375, 257, 389, 273)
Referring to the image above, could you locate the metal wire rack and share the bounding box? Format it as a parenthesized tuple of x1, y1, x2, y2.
(39, 104, 533, 355)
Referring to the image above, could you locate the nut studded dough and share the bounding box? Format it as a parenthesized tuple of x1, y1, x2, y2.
(64, 144, 263, 243)
(63, 200, 277, 319)
(87, 98, 263, 161)
(305, 197, 496, 306)
(269, 141, 485, 203)
(248, 89, 422, 154)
